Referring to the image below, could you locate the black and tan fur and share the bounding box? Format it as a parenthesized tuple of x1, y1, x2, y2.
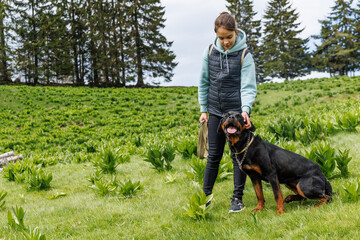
(220, 112, 332, 214)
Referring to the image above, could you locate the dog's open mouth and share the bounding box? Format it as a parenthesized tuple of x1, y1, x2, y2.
(224, 122, 239, 135)
(227, 126, 238, 134)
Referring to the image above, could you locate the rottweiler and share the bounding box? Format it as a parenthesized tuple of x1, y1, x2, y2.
(220, 111, 332, 214)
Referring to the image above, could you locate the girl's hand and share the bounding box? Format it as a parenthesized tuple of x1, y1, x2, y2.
(199, 112, 208, 123)
(242, 112, 251, 129)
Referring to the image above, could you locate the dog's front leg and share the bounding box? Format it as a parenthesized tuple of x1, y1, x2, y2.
(249, 176, 265, 212)
(268, 175, 285, 214)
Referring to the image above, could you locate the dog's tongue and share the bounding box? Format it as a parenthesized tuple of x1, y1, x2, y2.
(227, 127, 237, 134)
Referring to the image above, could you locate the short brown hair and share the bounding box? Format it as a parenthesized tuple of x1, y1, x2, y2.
(214, 12, 236, 33)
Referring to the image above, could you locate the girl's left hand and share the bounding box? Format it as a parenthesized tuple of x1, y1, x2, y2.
(242, 112, 251, 129)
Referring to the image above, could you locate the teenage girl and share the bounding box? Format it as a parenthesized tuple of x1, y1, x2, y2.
(198, 12, 257, 213)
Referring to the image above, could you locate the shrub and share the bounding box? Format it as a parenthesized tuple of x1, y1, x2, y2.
(217, 153, 233, 182)
(304, 142, 336, 179)
(8, 206, 46, 239)
(118, 153, 130, 164)
(22, 227, 47, 240)
(118, 179, 142, 197)
(304, 141, 352, 179)
(295, 119, 332, 145)
(341, 179, 360, 202)
(0, 190, 7, 208)
(27, 167, 53, 190)
(163, 173, 177, 184)
(89, 179, 117, 196)
(176, 137, 197, 159)
(133, 136, 142, 147)
(74, 152, 90, 163)
(92, 146, 120, 174)
(2, 161, 30, 182)
(268, 116, 303, 141)
(336, 111, 360, 132)
(186, 156, 206, 183)
(85, 141, 97, 153)
(184, 186, 213, 220)
(88, 170, 103, 184)
(335, 149, 352, 178)
(8, 206, 26, 230)
(144, 143, 175, 172)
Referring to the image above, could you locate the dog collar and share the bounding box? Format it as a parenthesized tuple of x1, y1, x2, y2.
(234, 136, 254, 155)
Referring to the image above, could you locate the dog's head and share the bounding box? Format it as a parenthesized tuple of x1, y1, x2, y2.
(219, 112, 256, 139)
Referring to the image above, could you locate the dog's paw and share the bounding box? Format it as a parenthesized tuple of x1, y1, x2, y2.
(276, 209, 285, 215)
(284, 194, 305, 203)
(251, 206, 264, 212)
(284, 195, 293, 203)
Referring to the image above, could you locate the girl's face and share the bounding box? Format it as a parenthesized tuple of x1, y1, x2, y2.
(216, 27, 237, 51)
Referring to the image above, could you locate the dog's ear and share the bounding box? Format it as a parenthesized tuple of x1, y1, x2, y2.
(236, 112, 245, 125)
(249, 122, 256, 132)
(217, 117, 225, 134)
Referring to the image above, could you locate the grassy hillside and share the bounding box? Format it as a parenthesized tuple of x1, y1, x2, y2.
(0, 76, 360, 239)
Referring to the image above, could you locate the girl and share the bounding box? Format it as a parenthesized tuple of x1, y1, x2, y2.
(198, 12, 257, 213)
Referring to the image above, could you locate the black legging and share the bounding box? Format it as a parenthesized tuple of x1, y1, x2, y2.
(203, 114, 247, 199)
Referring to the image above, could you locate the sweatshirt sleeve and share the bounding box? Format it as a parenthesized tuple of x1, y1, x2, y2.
(198, 47, 210, 112)
(240, 53, 257, 114)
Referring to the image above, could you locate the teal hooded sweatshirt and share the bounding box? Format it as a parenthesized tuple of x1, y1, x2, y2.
(198, 29, 257, 114)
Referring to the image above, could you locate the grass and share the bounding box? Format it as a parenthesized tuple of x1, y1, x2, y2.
(0, 76, 360, 239)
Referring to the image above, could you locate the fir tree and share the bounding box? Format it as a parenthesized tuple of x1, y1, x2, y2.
(0, 0, 11, 82)
(115, 0, 134, 86)
(86, 0, 102, 86)
(313, 0, 357, 76)
(2, 0, 177, 87)
(312, 19, 334, 75)
(226, 0, 264, 82)
(261, 0, 309, 80)
(42, 0, 73, 84)
(12, 0, 50, 85)
(353, 1, 360, 72)
(68, 0, 88, 85)
(102, 0, 133, 87)
(128, 0, 177, 87)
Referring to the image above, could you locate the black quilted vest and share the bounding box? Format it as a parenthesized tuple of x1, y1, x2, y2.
(207, 47, 247, 117)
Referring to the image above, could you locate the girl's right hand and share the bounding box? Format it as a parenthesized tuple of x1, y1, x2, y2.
(199, 112, 208, 123)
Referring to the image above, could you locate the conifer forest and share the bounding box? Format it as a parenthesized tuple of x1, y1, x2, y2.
(0, 0, 359, 86)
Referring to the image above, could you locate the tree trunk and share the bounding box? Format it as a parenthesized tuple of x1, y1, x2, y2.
(0, 152, 23, 167)
(0, 151, 14, 159)
(31, 4, 39, 85)
(71, 0, 80, 85)
(119, 24, 126, 87)
(0, 11, 10, 82)
(133, 10, 144, 87)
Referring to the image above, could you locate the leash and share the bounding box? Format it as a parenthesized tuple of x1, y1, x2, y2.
(234, 135, 254, 155)
(233, 134, 254, 169)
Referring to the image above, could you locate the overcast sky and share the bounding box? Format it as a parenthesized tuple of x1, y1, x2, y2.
(160, 0, 337, 86)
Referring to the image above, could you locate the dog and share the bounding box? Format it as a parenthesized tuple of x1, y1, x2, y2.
(220, 111, 332, 214)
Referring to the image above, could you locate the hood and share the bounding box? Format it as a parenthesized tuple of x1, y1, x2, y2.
(213, 29, 248, 54)
(212, 29, 248, 72)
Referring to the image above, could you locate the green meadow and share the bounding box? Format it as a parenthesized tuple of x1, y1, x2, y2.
(1, 76, 360, 239)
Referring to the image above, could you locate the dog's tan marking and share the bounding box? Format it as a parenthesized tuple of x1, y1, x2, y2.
(227, 135, 240, 146)
(275, 188, 285, 214)
(284, 184, 305, 203)
(243, 164, 262, 175)
(221, 122, 226, 131)
(285, 184, 298, 194)
(296, 183, 308, 199)
(252, 180, 265, 212)
(315, 195, 331, 208)
(237, 121, 243, 133)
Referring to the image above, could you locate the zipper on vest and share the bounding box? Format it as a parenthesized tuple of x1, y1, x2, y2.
(217, 77, 222, 113)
